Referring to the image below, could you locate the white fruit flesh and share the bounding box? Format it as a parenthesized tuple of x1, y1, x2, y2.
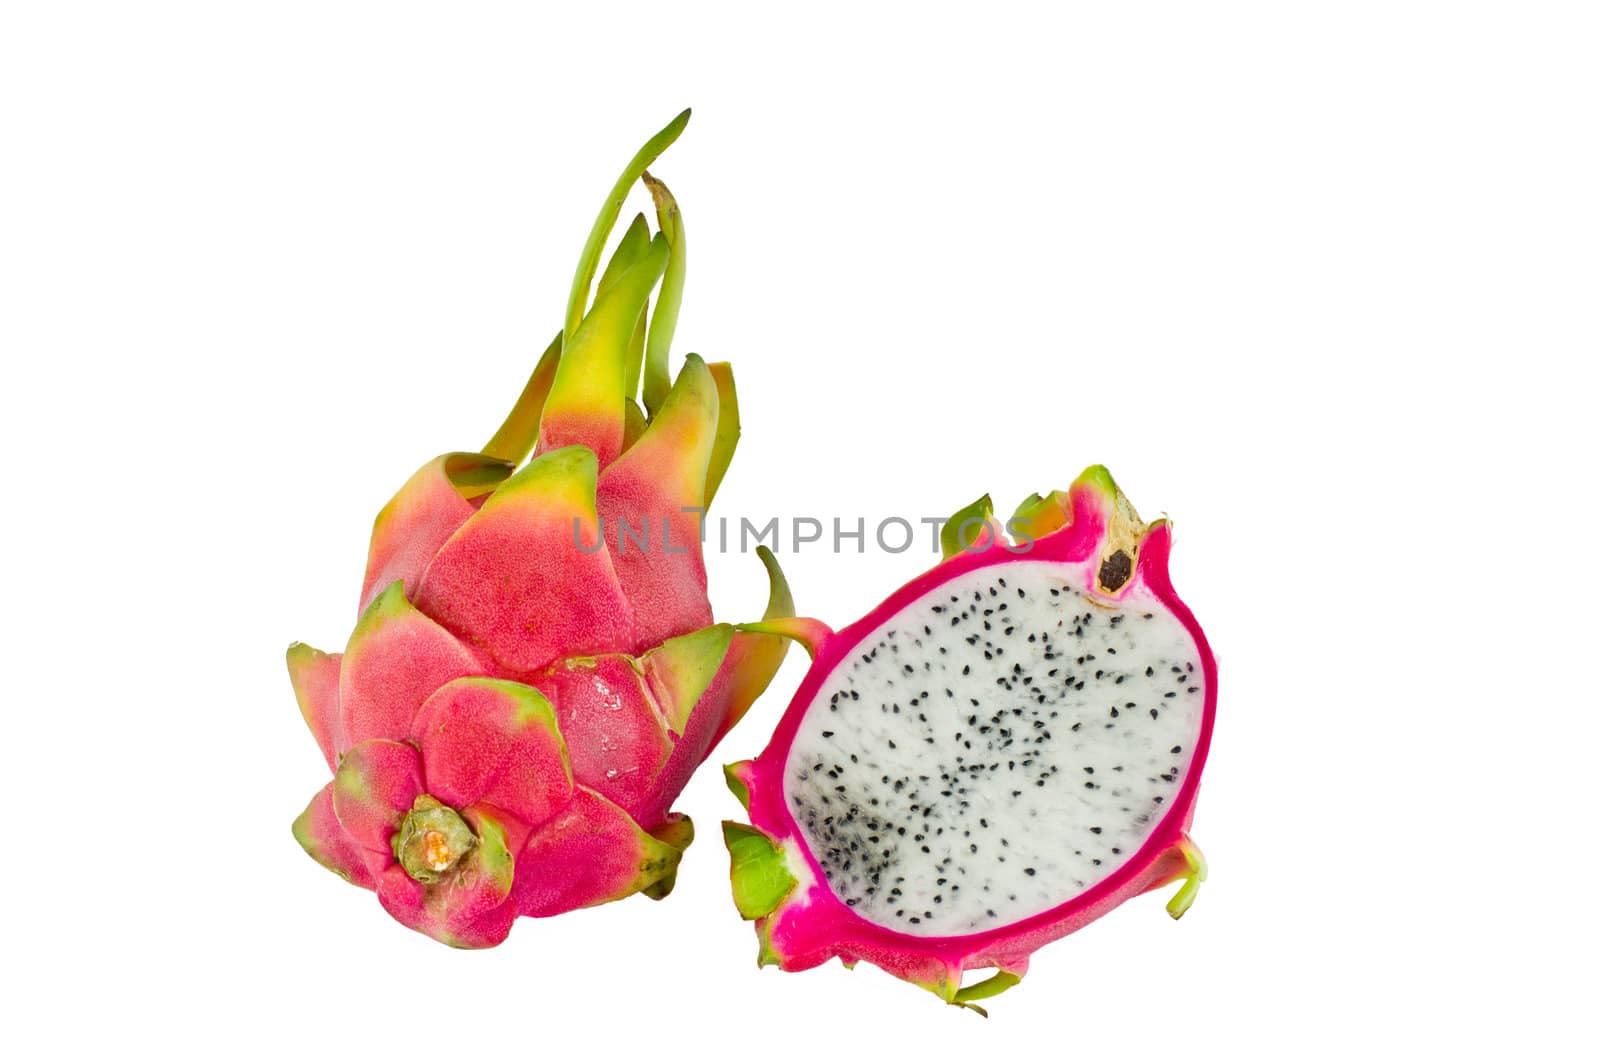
(783, 560, 1205, 937)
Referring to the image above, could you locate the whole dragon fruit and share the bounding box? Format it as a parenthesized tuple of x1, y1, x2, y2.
(288, 110, 793, 948)
(721, 467, 1213, 1011)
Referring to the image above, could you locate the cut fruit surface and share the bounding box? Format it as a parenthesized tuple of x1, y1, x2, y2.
(723, 466, 1215, 1007)
(785, 561, 1205, 936)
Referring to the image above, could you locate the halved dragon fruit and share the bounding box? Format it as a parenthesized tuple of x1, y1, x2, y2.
(722, 467, 1214, 1011)
(287, 111, 794, 947)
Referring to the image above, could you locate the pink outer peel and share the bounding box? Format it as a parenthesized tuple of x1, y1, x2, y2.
(286, 644, 341, 771)
(288, 111, 797, 949)
(594, 353, 720, 648)
(293, 488, 792, 949)
(413, 446, 637, 674)
(359, 453, 512, 617)
(725, 469, 1216, 1005)
(298, 678, 695, 947)
(512, 788, 682, 918)
(528, 655, 676, 820)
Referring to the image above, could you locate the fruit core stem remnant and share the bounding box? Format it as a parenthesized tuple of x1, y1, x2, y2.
(395, 796, 477, 883)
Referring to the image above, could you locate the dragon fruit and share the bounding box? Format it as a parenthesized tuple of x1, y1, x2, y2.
(288, 110, 793, 948)
(721, 467, 1214, 1011)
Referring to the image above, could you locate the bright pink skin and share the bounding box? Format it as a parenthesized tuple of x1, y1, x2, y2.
(286, 645, 341, 771)
(513, 789, 680, 917)
(359, 454, 508, 617)
(731, 474, 1216, 995)
(632, 628, 776, 826)
(335, 586, 487, 755)
(413, 449, 638, 673)
(293, 678, 674, 947)
(291, 437, 790, 947)
(592, 355, 720, 648)
(529, 656, 675, 819)
(290, 119, 789, 947)
(413, 678, 574, 824)
(292, 783, 377, 889)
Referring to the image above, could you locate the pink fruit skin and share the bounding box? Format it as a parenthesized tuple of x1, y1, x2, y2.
(732, 474, 1216, 993)
(292, 441, 789, 948)
(290, 115, 792, 948)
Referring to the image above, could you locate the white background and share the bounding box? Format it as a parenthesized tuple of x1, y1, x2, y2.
(3, 2, 1596, 1055)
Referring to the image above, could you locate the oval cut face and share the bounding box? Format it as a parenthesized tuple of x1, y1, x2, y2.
(782, 560, 1207, 937)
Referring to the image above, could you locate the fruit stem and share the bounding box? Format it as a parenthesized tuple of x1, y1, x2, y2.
(564, 109, 691, 346)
